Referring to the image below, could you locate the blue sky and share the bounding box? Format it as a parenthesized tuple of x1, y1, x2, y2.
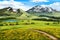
(0, 0, 60, 11)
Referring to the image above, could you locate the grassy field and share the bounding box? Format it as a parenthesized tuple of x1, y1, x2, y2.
(0, 20, 60, 40)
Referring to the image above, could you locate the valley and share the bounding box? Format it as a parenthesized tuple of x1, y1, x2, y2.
(0, 5, 60, 40)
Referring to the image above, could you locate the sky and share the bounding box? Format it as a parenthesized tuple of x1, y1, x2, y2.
(0, 0, 60, 11)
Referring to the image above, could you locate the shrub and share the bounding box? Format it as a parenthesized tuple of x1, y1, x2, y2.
(31, 22, 35, 24)
(0, 24, 3, 26)
(24, 23, 30, 25)
(16, 22, 19, 25)
(9, 23, 15, 26)
(45, 23, 49, 25)
(5, 24, 8, 26)
(3, 23, 8, 26)
(21, 20, 24, 22)
(53, 22, 57, 24)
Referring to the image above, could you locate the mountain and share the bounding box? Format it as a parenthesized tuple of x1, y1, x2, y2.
(0, 7, 38, 19)
(0, 6, 60, 20)
(26, 5, 60, 21)
(16, 8, 38, 19)
(27, 5, 56, 13)
(27, 5, 60, 17)
(0, 7, 16, 16)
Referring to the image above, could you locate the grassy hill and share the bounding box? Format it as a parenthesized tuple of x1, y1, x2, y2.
(12, 9, 39, 19)
(0, 7, 39, 20)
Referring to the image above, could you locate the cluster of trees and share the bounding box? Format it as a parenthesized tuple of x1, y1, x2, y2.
(33, 15, 60, 24)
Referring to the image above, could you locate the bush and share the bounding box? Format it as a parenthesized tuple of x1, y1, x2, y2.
(9, 23, 15, 26)
(31, 22, 35, 24)
(5, 24, 8, 26)
(0, 24, 3, 26)
(21, 20, 24, 22)
(16, 22, 19, 25)
(53, 22, 57, 24)
(45, 23, 49, 25)
(24, 23, 30, 25)
(3, 23, 8, 26)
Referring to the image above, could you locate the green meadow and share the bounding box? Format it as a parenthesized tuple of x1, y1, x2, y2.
(0, 20, 60, 40)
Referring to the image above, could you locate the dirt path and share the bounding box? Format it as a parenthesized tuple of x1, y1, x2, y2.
(30, 29, 58, 40)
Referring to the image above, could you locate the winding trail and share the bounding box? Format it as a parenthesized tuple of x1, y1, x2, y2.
(29, 29, 58, 40)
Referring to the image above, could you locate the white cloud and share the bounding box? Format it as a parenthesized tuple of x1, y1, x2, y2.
(41, 2, 60, 11)
(31, 0, 48, 2)
(0, 0, 30, 11)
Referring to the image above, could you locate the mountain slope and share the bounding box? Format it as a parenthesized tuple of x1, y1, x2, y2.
(17, 9, 39, 19)
(0, 7, 38, 19)
(27, 5, 54, 13)
(26, 5, 60, 20)
(27, 5, 60, 17)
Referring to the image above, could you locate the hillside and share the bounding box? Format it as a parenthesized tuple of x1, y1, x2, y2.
(27, 5, 60, 17)
(0, 6, 60, 20)
(17, 9, 39, 19)
(26, 5, 60, 21)
(0, 7, 38, 19)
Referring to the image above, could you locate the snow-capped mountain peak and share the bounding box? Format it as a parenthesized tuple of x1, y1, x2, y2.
(27, 5, 56, 13)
